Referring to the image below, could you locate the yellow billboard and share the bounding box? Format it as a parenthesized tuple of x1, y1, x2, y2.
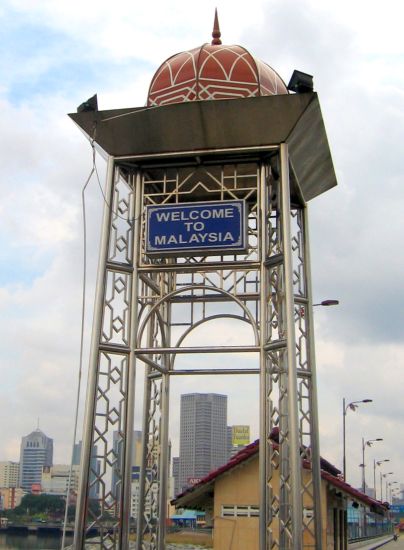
(232, 425, 250, 447)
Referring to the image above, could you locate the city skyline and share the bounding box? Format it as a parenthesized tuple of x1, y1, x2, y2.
(1, 420, 403, 502)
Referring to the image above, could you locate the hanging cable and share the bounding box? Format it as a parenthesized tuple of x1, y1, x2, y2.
(92, 153, 140, 224)
(60, 128, 97, 550)
(60, 122, 140, 548)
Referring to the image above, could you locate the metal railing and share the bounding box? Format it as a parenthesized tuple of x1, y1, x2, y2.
(347, 507, 392, 541)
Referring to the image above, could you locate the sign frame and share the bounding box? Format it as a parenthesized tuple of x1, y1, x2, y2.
(145, 199, 248, 257)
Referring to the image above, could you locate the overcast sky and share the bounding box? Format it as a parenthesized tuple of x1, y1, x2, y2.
(1, 0, 403, 496)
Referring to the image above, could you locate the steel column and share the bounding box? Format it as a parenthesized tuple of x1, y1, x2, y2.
(74, 156, 116, 549)
(136, 312, 157, 550)
(259, 163, 268, 550)
(121, 172, 142, 547)
(280, 143, 303, 549)
(302, 204, 323, 549)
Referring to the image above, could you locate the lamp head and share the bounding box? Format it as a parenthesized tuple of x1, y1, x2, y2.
(287, 70, 314, 94)
(77, 94, 98, 113)
(367, 438, 383, 446)
(320, 299, 339, 306)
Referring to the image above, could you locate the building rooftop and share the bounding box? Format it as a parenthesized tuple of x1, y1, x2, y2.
(173, 436, 388, 515)
(147, 10, 287, 107)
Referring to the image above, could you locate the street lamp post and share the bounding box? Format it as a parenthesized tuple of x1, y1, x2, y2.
(392, 491, 400, 504)
(361, 438, 383, 493)
(381, 472, 394, 501)
(373, 459, 390, 500)
(388, 481, 399, 503)
(342, 399, 372, 480)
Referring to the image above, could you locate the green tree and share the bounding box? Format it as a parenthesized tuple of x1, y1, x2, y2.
(13, 494, 65, 517)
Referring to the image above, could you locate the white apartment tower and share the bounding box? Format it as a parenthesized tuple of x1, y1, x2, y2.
(0, 461, 20, 488)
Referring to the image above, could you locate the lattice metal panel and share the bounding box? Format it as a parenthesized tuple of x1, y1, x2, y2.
(291, 208, 318, 547)
(264, 167, 294, 548)
(138, 161, 261, 339)
(263, 156, 320, 549)
(135, 159, 262, 550)
(74, 165, 137, 550)
(135, 266, 174, 550)
(140, 161, 259, 266)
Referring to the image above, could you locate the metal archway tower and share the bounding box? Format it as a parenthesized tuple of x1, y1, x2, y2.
(70, 93, 337, 550)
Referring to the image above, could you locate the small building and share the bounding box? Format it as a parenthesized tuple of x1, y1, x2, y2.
(173, 439, 391, 549)
(0, 461, 20, 488)
(41, 464, 80, 496)
(170, 509, 202, 529)
(0, 486, 24, 510)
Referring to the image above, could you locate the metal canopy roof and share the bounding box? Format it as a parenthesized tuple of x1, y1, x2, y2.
(69, 92, 337, 202)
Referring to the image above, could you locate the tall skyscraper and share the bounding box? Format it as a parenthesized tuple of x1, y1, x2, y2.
(111, 430, 142, 499)
(73, 441, 100, 498)
(179, 393, 227, 493)
(19, 429, 53, 492)
(172, 457, 180, 497)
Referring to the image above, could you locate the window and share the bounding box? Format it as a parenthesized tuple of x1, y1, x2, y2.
(221, 505, 259, 518)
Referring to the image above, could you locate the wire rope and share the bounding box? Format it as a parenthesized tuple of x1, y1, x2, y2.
(60, 123, 139, 548)
(60, 133, 96, 549)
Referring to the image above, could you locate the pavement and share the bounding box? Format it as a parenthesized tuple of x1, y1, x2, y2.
(379, 535, 404, 549)
(352, 534, 401, 550)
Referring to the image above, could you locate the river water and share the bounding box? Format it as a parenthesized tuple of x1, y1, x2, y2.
(0, 532, 73, 549)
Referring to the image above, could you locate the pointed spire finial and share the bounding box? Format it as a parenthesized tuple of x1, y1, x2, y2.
(211, 8, 222, 45)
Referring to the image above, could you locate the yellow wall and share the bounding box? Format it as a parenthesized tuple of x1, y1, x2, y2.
(213, 458, 259, 550)
(211, 456, 333, 550)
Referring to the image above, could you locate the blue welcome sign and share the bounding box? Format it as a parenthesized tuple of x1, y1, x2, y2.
(146, 200, 247, 256)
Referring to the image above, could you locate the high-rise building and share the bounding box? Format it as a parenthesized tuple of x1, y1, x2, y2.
(72, 441, 100, 498)
(19, 429, 53, 492)
(112, 430, 142, 499)
(130, 466, 157, 520)
(172, 457, 180, 497)
(0, 461, 20, 488)
(179, 393, 227, 493)
(226, 427, 233, 460)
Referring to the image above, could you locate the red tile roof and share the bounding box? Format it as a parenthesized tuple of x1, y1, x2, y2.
(173, 439, 388, 515)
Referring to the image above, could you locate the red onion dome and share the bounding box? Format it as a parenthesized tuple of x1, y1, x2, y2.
(147, 11, 288, 107)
